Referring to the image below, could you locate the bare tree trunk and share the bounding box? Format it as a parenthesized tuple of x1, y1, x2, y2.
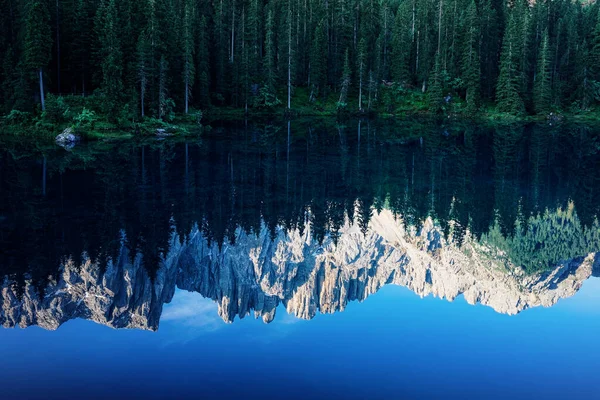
(42, 156, 47, 196)
(141, 80, 145, 117)
(185, 76, 189, 114)
(288, 5, 292, 110)
(438, 0, 443, 55)
(359, 60, 363, 111)
(368, 71, 372, 110)
(416, 30, 420, 73)
(39, 68, 46, 111)
(56, 0, 61, 94)
(412, 0, 415, 40)
(231, 0, 236, 63)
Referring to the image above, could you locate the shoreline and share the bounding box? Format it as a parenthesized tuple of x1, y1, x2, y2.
(2, 106, 600, 144)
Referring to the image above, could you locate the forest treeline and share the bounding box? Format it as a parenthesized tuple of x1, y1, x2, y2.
(2, 0, 600, 120)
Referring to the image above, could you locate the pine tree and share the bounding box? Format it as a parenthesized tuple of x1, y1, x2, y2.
(533, 29, 551, 114)
(182, 0, 195, 114)
(462, 0, 481, 112)
(338, 48, 351, 108)
(196, 15, 210, 107)
(247, 0, 260, 84)
(428, 54, 443, 112)
(286, 0, 294, 109)
(213, 0, 227, 97)
(137, 32, 150, 117)
(71, 0, 92, 95)
(496, 11, 524, 115)
(357, 38, 367, 111)
(96, 0, 123, 115)
(24, 0, 53, 111)
(264, 9, 276, 92)
(590, 6, 600, 82)
(391, 0, 412, 84)
(158, 55, 169, 119)
(479, 0, 499, 101)
(309, 19, 327, 101)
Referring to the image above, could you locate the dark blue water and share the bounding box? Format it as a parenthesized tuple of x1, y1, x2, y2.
(1, 119, 599, 399)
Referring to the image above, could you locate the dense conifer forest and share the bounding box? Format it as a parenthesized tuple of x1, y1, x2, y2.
(2, 0, 600, 122)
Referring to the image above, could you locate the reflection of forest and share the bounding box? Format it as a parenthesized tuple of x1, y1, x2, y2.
(1, 120, 599, 293)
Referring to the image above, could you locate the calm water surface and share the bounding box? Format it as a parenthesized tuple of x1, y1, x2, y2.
(0, 119, 599, 399)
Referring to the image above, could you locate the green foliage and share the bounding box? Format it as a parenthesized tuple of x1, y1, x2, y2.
(24, 0, 52, 70)
(462, 0, 481, 113)
(428, 56, 444, 113)
(161, 98, 176, 122)
(264, 10, 276, 92)
(253, 86, 282, 110)
(482, 203, 600, 274)
(533, 30, 552, 115)
(73, 108, 97, 128)
(4, 110, 32, 125)
(309, 20, 327, 101)
(391, 1, 411, 84)
(496, 12, 525, 115)
(41, 95, 69, 123)
(3, 0, 600, 120)
(338, 49, 351, 108)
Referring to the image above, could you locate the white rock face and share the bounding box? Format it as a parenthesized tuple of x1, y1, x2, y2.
(1, 210, 597, 331)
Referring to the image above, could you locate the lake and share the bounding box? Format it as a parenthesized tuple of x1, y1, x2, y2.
(1, 119, 599, 399)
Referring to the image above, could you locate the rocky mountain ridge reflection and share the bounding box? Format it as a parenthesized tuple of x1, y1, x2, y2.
(1, 209, 598, 331)
(1, 119, 599, 330)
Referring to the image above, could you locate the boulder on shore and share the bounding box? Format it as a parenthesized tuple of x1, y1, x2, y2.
(156, 128, 174, 137)
(55, 128, 79, 149)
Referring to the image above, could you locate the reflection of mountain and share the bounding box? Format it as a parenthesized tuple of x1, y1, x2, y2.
(2, 210, 597, 331)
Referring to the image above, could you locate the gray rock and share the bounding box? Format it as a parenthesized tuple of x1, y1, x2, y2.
(55, 128, 79, 149)
(156, 128, 173, 137)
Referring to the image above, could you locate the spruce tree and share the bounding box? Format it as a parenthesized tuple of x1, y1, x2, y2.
(71, 0, 92, 95)
(24, 0, 52, 111)
(96, 0, 123, 115)
(309, 19, 327, 101)
(462, 0, 481, 113)
(137, 32, 150, 117)
(496, 12, 524, 114)
(479, 0, 499, 101)
(196, 16, 210, 107)
(264, 9, 276, 92)
(357, 38, 367, 111)
(533, 29, 551, 114)
(428, 54, 443, 112)
(590, 6, 600, 82)
(338, 48, 351, 108)
(391, 0, 412, 84)
(182, 0, 195, 114)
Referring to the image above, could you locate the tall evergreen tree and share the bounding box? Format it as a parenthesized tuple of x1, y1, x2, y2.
(357, 37, 367, 111)
(196, 15, 210, 107)
(95, 0, 123, 115)
(264, 9, 276, 92)
(428, 53, 443, 112)
(182, 0, 195, 114)
(496, 11, 524, 114)
(462, 0, 480, 112)
(137, 32, 150, 117)
(391, 0, 412, 84)
(24, 0, 53, 111)
(309, 19, 327, 100)
(533, 29, 551, 114)
(338, 48, 351, 107)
